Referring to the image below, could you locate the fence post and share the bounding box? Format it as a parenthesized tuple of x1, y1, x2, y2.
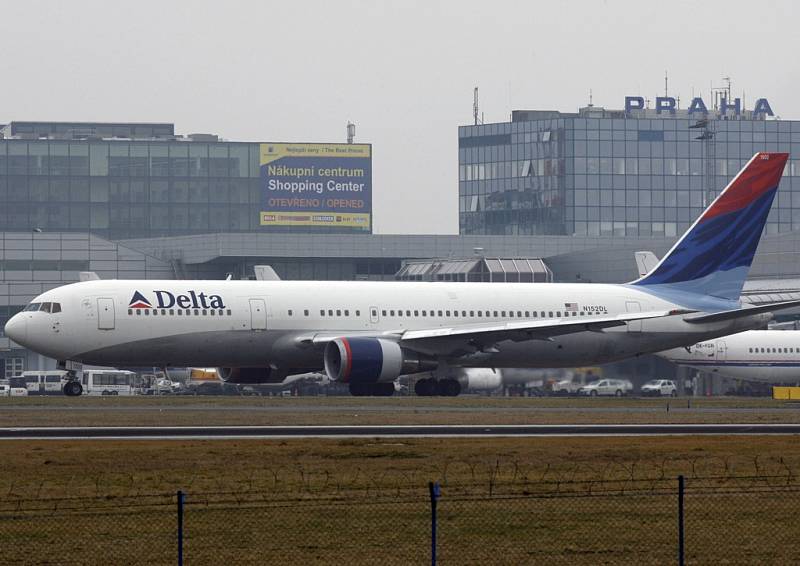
(678, 475, 685, 566)
(429, 481, 440, 566)
(177, 490, 185, 566)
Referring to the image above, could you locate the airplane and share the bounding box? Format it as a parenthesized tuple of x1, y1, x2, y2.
(635, 251, 800, 384)
(4, 152, 798, 397)
(657, 332, 800, 384)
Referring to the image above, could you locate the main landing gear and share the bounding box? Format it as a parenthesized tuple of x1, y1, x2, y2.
(348, 382, 395, 397)
(414, 378, 461, 397)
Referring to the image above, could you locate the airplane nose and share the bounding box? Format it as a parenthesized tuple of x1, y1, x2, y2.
(4, 314, 27, 345)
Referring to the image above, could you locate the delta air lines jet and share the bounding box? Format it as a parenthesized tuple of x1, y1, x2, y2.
(5, 153, 798, 396)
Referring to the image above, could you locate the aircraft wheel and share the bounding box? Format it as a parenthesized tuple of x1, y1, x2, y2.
(349, 382, 366, 397)
(442, 379, 461, 397)
(63, 381, 82, 397)
(372, 383, 395, 397)
(415, 378, 434, 396)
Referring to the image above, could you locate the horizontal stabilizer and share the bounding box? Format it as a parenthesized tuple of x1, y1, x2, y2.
(684, 299, 800, 324)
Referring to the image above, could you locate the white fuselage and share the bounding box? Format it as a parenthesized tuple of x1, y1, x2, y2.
(5, 279, 769, 378)
(659, 330, 800, 384)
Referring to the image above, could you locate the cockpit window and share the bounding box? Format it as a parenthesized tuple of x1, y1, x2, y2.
(51, 303, 61, 313)
(23, 303, 41, 312)
(22, 302, 61, 313)
(40, 303, 52, 313)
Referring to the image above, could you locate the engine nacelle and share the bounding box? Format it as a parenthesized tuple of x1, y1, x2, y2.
(218, 367, 274, 384)
(459, 368, 503, 391)
(324, 338, 437, 383)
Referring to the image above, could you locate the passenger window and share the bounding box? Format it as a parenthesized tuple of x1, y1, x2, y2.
(493, 311, 498, 317)
(533, 312, 538, 317)
(556, 312, 561, 317)
(406, 310, 411, 317)
(524, 311, 529, 317)
(540, 312, 545, 318)
(414, 310, 419, 317)
(202, 310, 207, 316)
(153, 310, 158, 316)
(304, 310, 309, 316)
(210, 310, 215, 316)
(144, 310, 150, 316)
(438, 310, 443, 317)
(390, 310, 395, 316)
(336, 310, 341, 316)
(501, 311, 506, 317)
(446, 310, 451, 316)
(549, 312, 553, 318)
(344, 310, 349, 316)
(382, 310, 387, 316)
(194, 309, 200, 316)
(226, 309, 231, 315)
(509, 311, 515, 318)
(320, 310, 325, 316)
(288, 310, 293, 316)
(422, 311, 427, 317)
(517, 311, 522, 317)
(454, 311, 459, 317)
(398, 311, 402, 317)
(477, 311, 482, 317)
(461, 311, 466, 317)
(128, 309, 133, 315)
(328, 310, 333, 316)
(355, 310, 360, 316)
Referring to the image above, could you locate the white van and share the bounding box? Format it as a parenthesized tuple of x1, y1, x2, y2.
(19, 371, 69, 395)
(80, 370, 137, 396)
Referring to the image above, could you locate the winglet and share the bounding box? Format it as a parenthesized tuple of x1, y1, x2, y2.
(631, 152, 789, 301)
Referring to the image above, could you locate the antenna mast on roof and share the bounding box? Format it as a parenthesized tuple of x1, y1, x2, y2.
(473, 87, 483, 125)
(664, 70, 668, 97)
(346, 122, 355, 144)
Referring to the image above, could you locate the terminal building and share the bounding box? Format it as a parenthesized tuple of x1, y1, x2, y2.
(2, 110, 800, 389)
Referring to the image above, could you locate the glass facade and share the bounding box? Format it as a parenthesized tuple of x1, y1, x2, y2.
(459, 111, 800, 236)
(0, 133, 366, 240)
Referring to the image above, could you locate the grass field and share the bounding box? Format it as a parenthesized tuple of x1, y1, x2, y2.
(2, 398, 800, 563)
(1, 436, 800, 564)
(1, 394, 798, 427)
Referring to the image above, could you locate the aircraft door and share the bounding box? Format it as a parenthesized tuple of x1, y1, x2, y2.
(369, 306, 380, 324)
(97, 298, 115, 330)
(249, 298, 268, 331)
(625, 301, 642, 332)
(715, 340, 727, 361)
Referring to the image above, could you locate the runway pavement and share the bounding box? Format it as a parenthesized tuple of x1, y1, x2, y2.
(3, 423, 800, 439)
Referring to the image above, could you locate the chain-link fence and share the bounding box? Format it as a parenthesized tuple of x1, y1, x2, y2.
(1, 476, 799, 564)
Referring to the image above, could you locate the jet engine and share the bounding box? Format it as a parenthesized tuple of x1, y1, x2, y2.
(218, 367, 275, 384)
(324, 337, 436, 383)
(459, 368, 503, 391)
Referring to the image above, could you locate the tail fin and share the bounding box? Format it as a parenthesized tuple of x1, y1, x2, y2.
(631, 152, 789, 301)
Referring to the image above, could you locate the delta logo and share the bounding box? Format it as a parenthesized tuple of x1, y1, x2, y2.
(129, 290, 226, 310)
(129, 291, 152, 309)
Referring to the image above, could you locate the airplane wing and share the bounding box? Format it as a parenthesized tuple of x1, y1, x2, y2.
(398, 310, 682, 356)
(683, 299, 800, 324)
(298, 309, 685, 356)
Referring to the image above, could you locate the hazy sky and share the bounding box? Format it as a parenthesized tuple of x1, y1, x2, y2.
(2, 1, 798, 234)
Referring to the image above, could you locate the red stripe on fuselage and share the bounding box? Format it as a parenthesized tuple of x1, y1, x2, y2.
(341, 338, 353, 382)
(700, 153, 788, 222)
(129, 302, 151, 308)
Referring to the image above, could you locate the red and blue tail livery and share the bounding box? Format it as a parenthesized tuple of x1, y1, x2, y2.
(632, 152, 789, 302)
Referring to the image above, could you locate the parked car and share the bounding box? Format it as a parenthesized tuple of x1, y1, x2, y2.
(0, 383, 28, 397)
(578, 379, 629, 397)
(640, 379, 678, 397)
(550, 379, 582, 396)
